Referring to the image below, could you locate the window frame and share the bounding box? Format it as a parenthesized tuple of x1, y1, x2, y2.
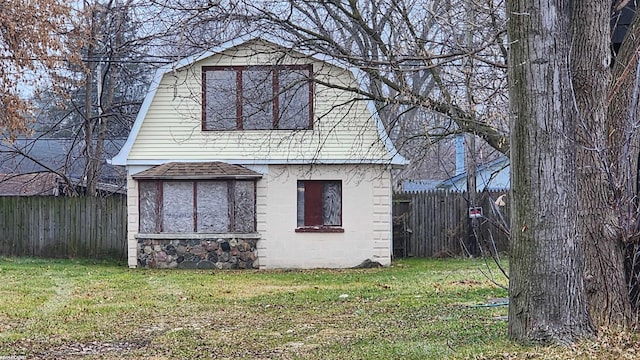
(138, 179, 257, 234)
(295, 180, 344, 233)
(202, 64, 314, 131)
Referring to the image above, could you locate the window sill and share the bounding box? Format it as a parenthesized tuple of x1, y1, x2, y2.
(135, 232, 261, 240)
(202, 128, 312, 132)
(295, 227, 345, 233)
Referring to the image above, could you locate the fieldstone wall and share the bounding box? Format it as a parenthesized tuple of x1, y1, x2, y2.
(137, 238, 259, 269)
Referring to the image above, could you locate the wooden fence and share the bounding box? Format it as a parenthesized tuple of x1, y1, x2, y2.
(393, 190, 510, 258)
(0, 196, 127, 259)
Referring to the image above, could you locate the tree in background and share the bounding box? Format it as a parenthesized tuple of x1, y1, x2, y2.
(153, 0, 510, 176)
(0, 0, 74, 135)
(23, 0, 155, 196)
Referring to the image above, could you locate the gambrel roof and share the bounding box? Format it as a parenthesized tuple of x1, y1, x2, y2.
(110, 34, 406, 167)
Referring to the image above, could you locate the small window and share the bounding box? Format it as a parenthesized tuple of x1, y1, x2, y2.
(202, 65, 313, 130)
(296, 180, 343, 232)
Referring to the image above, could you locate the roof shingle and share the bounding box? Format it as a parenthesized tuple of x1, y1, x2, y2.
(132, 162, 262, 180)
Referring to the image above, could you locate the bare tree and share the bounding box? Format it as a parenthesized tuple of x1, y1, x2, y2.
(153, 0, 510, 166)
(149, 0, 640, 340)
(33, 0, 156, 196)
(574, 1, 631, 329)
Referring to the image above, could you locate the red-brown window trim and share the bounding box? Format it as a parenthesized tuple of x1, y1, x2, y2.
(296, 180, 343, 231)
(236, 69, 243, 130)
(272, 70, 279, 129)
(295, 227, 345, 233)
(202, 64, 314, 131)
(192, 182, 198, 232)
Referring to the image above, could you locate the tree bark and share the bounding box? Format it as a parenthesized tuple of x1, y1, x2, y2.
(83, 3, 98, 196)
(83, 0, 124, 197)
(507, 0, 594, 343)
(572, 1, 632, 328)
(608, 5, 640, 314)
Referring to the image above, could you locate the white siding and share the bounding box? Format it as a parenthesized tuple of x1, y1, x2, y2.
(126, 174, 139, 268)
(127, 40, 391, 163)
(126, 163, 392, 269)
(259, 164, 391, 268)
(123, 39, 398, 269)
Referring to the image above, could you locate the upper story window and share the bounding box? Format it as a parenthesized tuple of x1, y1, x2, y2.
(203, 65, 313, 131)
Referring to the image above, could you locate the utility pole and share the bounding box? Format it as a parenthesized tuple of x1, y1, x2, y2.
(464, 0, 478, 257)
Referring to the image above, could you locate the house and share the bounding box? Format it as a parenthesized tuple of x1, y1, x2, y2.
(0, 138, 126, 196)
(436, 156, 510, 192)
(110, 36, 407, 269)
(401, 156, 510, 193)
(401, 179, 442, 193)
(0, 173, 62, 196)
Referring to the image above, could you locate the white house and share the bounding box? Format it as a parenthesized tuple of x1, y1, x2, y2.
(110, 36, 406, 269)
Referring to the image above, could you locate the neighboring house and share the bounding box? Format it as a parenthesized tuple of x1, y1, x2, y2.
(0, 138, 126, 196)
(110, 36, 406, 269)
(401, 156, 510, 193)
(401, 179, 441, 193)
(436, 156, 510, 192)
(0, 173, 62, 196)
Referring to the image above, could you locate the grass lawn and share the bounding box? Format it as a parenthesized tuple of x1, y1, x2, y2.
(0, 257, 636, 359)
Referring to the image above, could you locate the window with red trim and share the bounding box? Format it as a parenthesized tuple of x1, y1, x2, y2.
(203, 65, 313, 130)
(138, 180, 256, 233)
(296, 180, 342, 231)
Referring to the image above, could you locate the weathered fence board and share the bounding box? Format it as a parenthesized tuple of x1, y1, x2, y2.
(0, 196, 126, 259)
(393, 190, 510, 258)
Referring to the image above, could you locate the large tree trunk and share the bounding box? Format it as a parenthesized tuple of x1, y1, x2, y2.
(507, 0, 594, 343)
(609, 6, 640, 314)
(572, 1, 632, 328)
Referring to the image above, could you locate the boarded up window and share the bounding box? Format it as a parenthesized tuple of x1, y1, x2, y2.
(197, 181, 229, 232)
(322, 182, 342, 226)
(202, 65, 312, 130)
(138, 179, 256, 234)
(163, 182, 194, 233)
(278, 68, 311, 129)
(297, 180, 342, 227)
(139, 181, 159, 233)
(233, 181, 256, 232)
(296, 182, 305, 227)
(204, 69, 237, 130)
(242, 69, 273, 130)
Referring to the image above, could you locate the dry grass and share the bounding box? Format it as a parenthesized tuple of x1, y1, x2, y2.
(0, 257, 637, 359)
(475, 329, 640, 359)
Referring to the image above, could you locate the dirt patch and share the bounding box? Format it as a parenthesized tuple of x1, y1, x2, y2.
(34, 340, 149, 358)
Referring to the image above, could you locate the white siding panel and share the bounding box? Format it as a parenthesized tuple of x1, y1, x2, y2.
(261, 164, 392, 268)
(127, 41, 391, 163)
(127, 175, 139, 268)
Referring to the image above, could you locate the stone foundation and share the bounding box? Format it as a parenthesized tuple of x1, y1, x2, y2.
(137, 238, 259, 269)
